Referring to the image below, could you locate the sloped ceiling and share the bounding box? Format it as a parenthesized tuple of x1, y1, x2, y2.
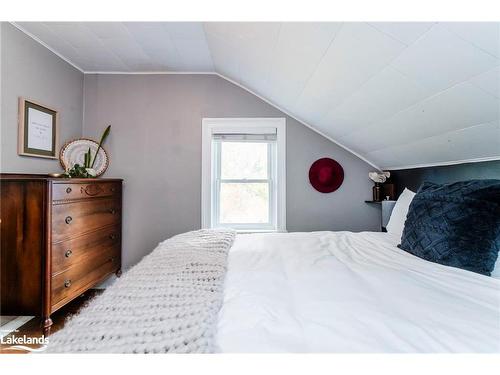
(14, 22, 500, 169)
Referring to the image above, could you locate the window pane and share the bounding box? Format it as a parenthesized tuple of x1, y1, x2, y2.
(220, 142, 268, 179)
(220, 183, 269, 223)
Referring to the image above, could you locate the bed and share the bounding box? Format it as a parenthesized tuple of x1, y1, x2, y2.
(44, 181, 500, 353)
(217, 231, 500, 352)
(43, 228, 500, 353)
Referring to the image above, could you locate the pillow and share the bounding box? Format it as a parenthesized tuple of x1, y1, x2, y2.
(399, 180, 500, 276)
(386, 188, 416, 241)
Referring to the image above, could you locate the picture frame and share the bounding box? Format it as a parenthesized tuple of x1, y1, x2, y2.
(18, 97, 59, 159)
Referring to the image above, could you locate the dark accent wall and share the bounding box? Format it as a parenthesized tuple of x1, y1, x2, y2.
(391, 160, 500, 195)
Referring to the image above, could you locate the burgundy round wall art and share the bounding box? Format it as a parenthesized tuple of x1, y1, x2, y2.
(308, 158, 344, 193)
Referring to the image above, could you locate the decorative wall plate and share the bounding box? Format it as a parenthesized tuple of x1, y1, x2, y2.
(309, 158, 344, 193)
(59, 138, 109, 176)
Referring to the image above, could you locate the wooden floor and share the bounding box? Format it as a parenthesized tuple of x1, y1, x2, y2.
(0, 289, 103, 354)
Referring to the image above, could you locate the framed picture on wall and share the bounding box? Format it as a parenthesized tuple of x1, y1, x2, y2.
(18, 97, 59, 159)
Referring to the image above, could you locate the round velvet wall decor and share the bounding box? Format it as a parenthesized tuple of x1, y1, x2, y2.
(308, 158, 344, 193)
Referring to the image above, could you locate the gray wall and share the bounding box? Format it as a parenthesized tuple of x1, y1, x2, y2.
(83, 74, 380, 268)
(1, 23, 83, 173)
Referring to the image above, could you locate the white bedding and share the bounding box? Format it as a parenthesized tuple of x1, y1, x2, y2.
(216, 231, 500, 353)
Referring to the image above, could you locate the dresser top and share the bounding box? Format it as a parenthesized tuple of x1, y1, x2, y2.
(0, 173, 123, 182)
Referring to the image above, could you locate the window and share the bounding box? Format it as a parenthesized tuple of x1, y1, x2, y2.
(202, 118, 286, 232)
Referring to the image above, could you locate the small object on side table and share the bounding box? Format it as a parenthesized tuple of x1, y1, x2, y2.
(369, 171, 391, 202)
(382, 183, 395, 200)
(372, 183, 382, 202)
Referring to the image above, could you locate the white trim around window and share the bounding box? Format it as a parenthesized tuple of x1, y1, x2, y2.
(201, 118, 286, 232)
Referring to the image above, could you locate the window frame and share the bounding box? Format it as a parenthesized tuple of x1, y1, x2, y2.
(201, 118, 286, 232)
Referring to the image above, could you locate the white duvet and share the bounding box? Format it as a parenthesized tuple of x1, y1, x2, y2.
(216, 231, 500, 352)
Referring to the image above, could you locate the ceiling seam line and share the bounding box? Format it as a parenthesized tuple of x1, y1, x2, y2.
(443, 24, 500, 60)
(366, 23, 411, 47)
(201, 23, 215, 70)
(467, 77, 500, 99)
(263, 23, 284, 87)
(291, 22, 345, 107)
(163, 24, 184, 69)
(91, 27, 131, 71)
(120, 23, 160, 71)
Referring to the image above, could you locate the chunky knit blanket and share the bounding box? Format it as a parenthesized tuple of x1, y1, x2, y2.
(45, 229, 235, 353)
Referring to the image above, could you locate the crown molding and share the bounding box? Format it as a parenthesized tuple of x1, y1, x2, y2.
(385, 156, 500, 170)
(84, 71, 217, 75)
(10, 22, 85, 73)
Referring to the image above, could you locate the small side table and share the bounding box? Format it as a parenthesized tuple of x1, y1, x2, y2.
(365, 200, 396, 231)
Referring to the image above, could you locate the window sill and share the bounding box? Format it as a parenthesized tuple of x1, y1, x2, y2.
(235, 229, 288, 234)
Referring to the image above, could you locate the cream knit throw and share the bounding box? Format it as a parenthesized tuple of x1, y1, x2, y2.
(45, 229, 235, 353)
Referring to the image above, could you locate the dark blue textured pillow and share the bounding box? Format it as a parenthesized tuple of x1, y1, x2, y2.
(398, 179, 500, 276)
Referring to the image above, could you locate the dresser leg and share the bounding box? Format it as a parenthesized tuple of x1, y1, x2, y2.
(42, 316, 53, 336)
(115, 269, 122, 277)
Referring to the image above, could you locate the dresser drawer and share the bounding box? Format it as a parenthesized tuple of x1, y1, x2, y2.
(51, 248, 119, 311)
(52, 182, 121, 202)
(52, 225, 120, 275)
(52, 198, 121, 243)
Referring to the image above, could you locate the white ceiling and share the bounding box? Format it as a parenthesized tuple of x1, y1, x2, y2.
(15, 22, 500, 169)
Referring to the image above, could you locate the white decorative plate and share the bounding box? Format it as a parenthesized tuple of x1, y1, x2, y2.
(60, 138, 109, 176)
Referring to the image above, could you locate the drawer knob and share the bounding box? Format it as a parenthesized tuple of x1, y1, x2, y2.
(64, 279, 72, 288)
(65, 216, 73, 224)
(111, 187, 116, 192)
(65, 249, 73, 258)
(109, 234, 117, 240)
(109, 209, 116, 215)
(110, 257, 115, 263)
(66, 187, 72, 194)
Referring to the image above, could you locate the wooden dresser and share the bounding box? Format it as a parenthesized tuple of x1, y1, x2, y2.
(0, 174, 122, 334)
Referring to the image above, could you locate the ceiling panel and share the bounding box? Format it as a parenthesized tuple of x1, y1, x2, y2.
(124, 22, 181, 69)
(11, 21, 500, 169)
(83, 22, 131, 39)
(390, 23, 499, 93)
(468, 66, 500, 98)
(340, 82, 499, 153)
(164, 23, 213, 71)
(319, 66, 433, 137)
(445, 22, 500, 57)
(264, 23, 342, 106)
(367, 121, 500, 168)
(297, 23, 407, 115)
(204, 33, 240, 80)
(367, 22, 435, 45)
(50, 23, 104, 50)
(100, 37, 152, 68)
